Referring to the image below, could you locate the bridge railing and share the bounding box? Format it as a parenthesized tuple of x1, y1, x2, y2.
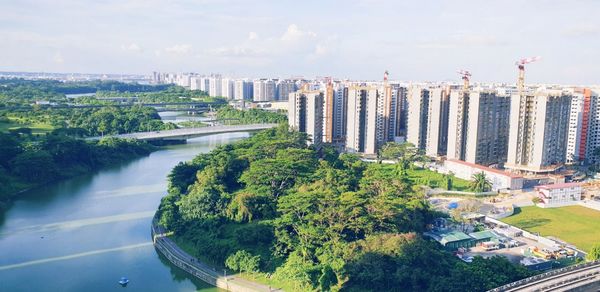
(488, 260, 600, 292)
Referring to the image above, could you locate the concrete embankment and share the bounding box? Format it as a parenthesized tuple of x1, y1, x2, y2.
(151, 219, 278, 292)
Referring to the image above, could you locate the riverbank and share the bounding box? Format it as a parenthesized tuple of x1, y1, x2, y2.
(0, 135, 156, 213)
(151, 219, 278, 292)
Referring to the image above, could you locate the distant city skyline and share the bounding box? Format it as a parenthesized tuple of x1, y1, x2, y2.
(1, 0, 600, 84)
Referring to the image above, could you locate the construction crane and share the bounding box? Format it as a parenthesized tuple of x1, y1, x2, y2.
(515, 56, 541, 95)
(456, 69, 471, 92)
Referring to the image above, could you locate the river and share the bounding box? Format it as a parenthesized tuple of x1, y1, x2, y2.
(0, 132, 250, 291)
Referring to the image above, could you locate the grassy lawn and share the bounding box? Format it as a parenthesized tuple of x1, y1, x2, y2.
(406, 167, 471, 191)
(0, 117, 54, 134)
(501, 205, 600, 252)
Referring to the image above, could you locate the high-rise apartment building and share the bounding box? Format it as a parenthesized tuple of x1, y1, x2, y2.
(234, 80, 253, 100)
(406, 86, 450, 157)
(565, 88, 591, 164)
(447, 89, 511, 166)
(582, 89, 600, 164)
(406, 87, 430, 150)
(208, 75, 222, 97)
(253, 79, 276, 101)
(505, 90, 572, 173)
(276, 80, 296, 101)
(323, 81, 335, 143)
(288, 90, 324, 145)
(332, 82, 348, 144)
(346, 86, 372, 154)
(221, 78, 235, 99)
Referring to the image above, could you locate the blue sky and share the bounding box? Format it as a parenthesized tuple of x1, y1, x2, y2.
(1, 0, 599, 84)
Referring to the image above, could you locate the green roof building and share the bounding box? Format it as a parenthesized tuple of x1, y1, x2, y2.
(424, 230, 475, 250)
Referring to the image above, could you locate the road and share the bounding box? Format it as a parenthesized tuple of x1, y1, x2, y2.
(88, 124, 279, 141)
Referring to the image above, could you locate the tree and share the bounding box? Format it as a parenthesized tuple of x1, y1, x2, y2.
(444, 172, 455, 190)
(0, 133, 22, 167)
(470, 172, 492, 192)
(10, 150, 58, 182)
(587, 243, 600, 261)
(225, 250, 260, 274)
(319, 265, 338, 291)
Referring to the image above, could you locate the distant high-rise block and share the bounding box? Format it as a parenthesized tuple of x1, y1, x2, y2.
(234, 80, 253, 100)
(221, 79, 235, 99)
(288, 90, 324, 145)
(447, 89, 510, 166)
(505, 90, 572, 173)
(276, 80, 296, 101)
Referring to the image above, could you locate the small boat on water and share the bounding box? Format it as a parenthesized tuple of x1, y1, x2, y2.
(118, 277, 129, 286)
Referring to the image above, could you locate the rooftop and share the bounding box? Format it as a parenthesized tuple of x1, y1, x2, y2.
(535, 182, 582, 190)
(446, 159, 523, 179)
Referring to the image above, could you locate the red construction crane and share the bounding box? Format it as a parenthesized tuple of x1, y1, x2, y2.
(515, 56, 541, 95)
(457, 69, 471, 92)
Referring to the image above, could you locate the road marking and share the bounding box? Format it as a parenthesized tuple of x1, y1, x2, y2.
(0, 242, 153, 271)
(0, 211, 155, 236)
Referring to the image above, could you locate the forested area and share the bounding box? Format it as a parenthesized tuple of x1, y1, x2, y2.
(96, 86, 227, 104)
(157, 126, 531, 291)
(0, 78, 171, 105)
(216, 106, 287, 124)
(1, 106, 177, 136)
(0, 132, 155, 212)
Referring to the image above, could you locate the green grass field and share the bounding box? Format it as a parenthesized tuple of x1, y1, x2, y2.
(406, 167, 471, 191)
(501, 205, 600, 252)
(0, 118, 54, 134)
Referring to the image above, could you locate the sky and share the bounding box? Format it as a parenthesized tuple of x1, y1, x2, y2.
(1, 0, 599, 84)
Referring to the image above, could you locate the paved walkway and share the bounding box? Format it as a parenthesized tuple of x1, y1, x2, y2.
(153, 223, 279, 292)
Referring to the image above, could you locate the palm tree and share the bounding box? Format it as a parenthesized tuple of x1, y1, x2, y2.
(470, 172, 492, 192)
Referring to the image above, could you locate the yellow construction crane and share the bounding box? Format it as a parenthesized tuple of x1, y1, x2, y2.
(456, 69, 471, 93)
(515, 56, 541, 96)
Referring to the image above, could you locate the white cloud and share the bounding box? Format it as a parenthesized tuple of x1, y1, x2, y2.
(121, 43, 142, 52)
(205, 46, 265, 57)
(281, 24, 316, 42)
(248, 31, 258, 41)
(164, 44, 192, 55)
(53, 52, 64, 64)
(561, 24, 600, 37)
(416, 34, 506, 49)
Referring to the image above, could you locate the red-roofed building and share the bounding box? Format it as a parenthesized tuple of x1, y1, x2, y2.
(444, 159, 524, 190)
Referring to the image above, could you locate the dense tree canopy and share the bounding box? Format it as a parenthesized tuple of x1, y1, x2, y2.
(157, 126, 531, 291)
(216, 106, 287, 124)
(0, 132, 154, 212)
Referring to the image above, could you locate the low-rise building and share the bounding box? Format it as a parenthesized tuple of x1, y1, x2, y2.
(444, 159, 524, 190)
(424, 230, 475, 250)
(536, 182, 582, 207)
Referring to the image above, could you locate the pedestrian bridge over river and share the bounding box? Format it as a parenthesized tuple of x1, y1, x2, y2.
(104, 123, 278, 141)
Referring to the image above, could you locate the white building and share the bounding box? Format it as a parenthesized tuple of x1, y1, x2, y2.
(208, 75, 222, 97)
(444, 159, 524, 191)
(276, 80, 296, 101)
(253, 79, 277, 102)
(447, 89, 511, 166)
(346, 86, 373, 154)
(406, 87, 430, 151)
(221, 78, 235, 99)
(506, 90, 572, 173)
(234, 80, 253, 100)
(288, 90, 324, 145)
(536, 182, 582, 208)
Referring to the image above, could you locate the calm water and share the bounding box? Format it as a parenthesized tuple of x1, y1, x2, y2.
(0, 133, 250, 292)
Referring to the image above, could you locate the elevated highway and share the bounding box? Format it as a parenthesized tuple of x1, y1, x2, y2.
(489, 261, 600, 292)
(97, 123, 278, 141)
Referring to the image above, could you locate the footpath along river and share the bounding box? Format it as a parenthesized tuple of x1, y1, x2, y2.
(0, 132, 250, 291)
